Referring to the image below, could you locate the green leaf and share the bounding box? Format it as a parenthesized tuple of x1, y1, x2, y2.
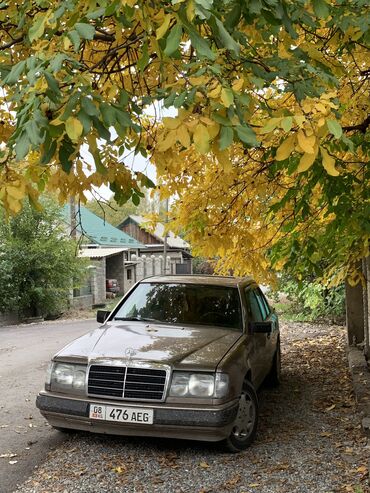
(59, 138, 74, 173)
(15, 132, 30, 160)
(115, 109, 131, 127)
(68, 30, 81, 51)
(213, 17, 240, 56)
(327, 119, 342, 139)
(75, 22, 95, 40)
(224, 4, 241, 30)
(43, 71, 61, 96)
(29, 13, 47, 42)
(219, 126, 234, 151)
(164, 23, 183, 56)
(137, 42, 150, 72)
(236, 125, 259, 147)
(313, 0, 329, 19)
(40, 138, 57, 165)
(25, 120, 44, 145)
(132, 193, 140, 206)
(100, 103, 117, 126)
(4, 60, 26, 85)
(86, 7, 105, 19)
(174, 91, 187, 108)
(77, 109, 92, 134)
(81, 97, 99, 117)
(281, 116, 293, 132)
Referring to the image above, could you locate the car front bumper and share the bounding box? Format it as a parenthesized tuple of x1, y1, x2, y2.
(36, 392, 239, 442)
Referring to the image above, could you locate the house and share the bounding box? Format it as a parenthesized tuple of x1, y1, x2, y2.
(118, 215, 193, 275)
(63, 205, 144, 306)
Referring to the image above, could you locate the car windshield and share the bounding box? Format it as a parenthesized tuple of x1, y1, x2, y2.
(114, 283, 242, 330)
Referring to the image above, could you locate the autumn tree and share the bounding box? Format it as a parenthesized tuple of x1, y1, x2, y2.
(0, 0, 368, 284)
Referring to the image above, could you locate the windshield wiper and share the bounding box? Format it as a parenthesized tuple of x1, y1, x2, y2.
(114, 316, 160, 322)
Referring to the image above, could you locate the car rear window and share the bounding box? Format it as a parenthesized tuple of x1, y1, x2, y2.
(114, 283, 242, 330)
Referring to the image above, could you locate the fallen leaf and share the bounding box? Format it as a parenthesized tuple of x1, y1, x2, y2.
(199, 461, 210, 469)
(357, 465, 368, 474)
(9, 461, 18, 465)
(0, 453, 17, 458)
(325, 404, 336, 411)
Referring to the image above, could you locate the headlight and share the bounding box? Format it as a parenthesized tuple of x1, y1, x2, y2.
(49, 362, 87, 395)
(169, 372, 229, 398)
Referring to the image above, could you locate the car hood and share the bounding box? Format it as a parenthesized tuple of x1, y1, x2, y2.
(54, 322, 242, 370)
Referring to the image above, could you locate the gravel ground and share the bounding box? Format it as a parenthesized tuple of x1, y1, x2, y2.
(18, 322, 369, 493)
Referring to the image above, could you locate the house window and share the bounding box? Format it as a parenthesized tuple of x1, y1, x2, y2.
(127, 269, 132, 280)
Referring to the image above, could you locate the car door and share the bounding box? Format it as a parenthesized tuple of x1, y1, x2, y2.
(253, 287, 278, 366)
(244, 286, 271, 387)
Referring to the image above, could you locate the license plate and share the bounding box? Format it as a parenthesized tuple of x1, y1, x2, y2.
(89, 404, 153, 424)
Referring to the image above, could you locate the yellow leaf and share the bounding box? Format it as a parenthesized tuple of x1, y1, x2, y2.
(276, 135, 295, 161)
(232, 78, 244, 92)
(357, 465, 368, 474)
(297, 130, 315, 154)
(214, 148, 232, 173)
(156, 130, 178, 152)
(297, 152, 316, 172)
(199, 462, 210, 468)
(321, 147, 339, 176)
(63, 36, 71, 50)
(163, 117, 181, 130)
(7, 185, 25, 200)
(65, 117, 83, 141)
(156, 14, 172, 40)
(220, 88, 234, 108)
(186, 0, 195, 21)
(176, 125, 190, 148)
(208, 85, 222, 99)
(207, 122, 220, 140)
(193, 123, 210, 153)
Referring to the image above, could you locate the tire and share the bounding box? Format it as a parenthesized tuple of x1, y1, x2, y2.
(223, 380, 258, 453)
(265, 340, 281, 388)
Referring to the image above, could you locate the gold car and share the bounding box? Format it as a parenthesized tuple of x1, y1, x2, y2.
(37, 275, 280, 452)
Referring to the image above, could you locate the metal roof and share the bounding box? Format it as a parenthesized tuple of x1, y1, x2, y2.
(140, 275, 255, 288)
(79, 247, 128, 259)
(63, 205, 144, 248)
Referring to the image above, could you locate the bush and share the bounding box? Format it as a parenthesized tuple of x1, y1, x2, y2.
(273, 276, 345, 323)
(0, 199, 86, 318)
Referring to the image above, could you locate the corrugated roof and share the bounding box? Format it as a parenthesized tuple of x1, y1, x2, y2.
(63, 205, 144, 248)
(125, 215, 190, 249)
(79, 247, 128, 258)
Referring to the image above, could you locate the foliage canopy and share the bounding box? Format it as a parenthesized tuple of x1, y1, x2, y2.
(0, 0, 369, 283)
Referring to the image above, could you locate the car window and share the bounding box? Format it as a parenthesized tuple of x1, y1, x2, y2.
(114, 283, 242, 330)
(253, 289, 269, 320)
(244, 288, 264, 322)
(256, 288, 271, 317)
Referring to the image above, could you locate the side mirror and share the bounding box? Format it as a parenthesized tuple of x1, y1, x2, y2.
(250, 321, 273, 334)
(97, 310, 110, 324)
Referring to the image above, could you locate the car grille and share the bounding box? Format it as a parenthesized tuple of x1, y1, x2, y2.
(88, 365, 167, 401)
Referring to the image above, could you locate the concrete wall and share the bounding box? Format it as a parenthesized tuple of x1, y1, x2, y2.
(106, 253, 125, 294)
(0, 312, 20, 327)
(346, 257, 370, 358)
(90, 259, 106, 305)
(70, 295, 94, 310)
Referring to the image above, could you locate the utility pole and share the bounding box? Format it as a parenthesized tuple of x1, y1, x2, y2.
(162, 198, 169, 275)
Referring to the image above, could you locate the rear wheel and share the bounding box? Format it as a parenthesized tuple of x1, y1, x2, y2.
(223, 380, 258, 453)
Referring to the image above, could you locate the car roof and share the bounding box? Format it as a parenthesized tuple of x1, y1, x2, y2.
(141, 275, 255, 288)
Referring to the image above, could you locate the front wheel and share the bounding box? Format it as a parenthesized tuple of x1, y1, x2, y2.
(223, 381, 258, 453)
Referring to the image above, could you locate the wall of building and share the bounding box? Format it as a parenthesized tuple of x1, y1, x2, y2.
(90, 259, 106, 305)
(106, 253, 125, 294)
(121, 221, 159, 245)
